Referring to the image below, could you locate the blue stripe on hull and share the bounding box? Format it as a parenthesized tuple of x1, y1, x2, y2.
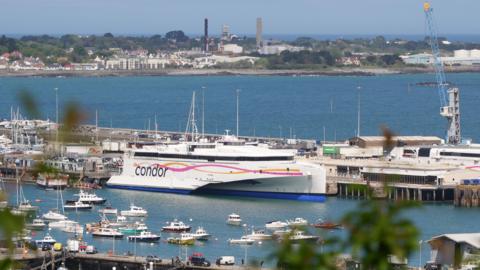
(107, 184, 326, 202)
(107, 184, 192, 195)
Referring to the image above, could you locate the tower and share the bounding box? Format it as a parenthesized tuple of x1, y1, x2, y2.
(204, 18, 209, 52)
(256, 17, 263, 49)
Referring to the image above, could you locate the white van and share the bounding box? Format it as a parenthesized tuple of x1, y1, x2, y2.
(216, 256, 235, 266)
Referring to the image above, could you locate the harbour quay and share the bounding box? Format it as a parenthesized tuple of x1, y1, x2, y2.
(312, 136, 480, 204)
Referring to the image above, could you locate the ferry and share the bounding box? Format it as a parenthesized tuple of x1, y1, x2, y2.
(107, 135, 326, 202)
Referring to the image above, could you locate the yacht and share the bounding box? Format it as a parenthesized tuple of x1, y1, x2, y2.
(167, 233, 195, 245)
(120, 204, 147, 217)
(286, 230, 319, 243)
(226, 213, 242, 226)
(191, 227, 211, 241)
(127, 231, 160, 242)
(74, 190, 106, 204)
(272, 229, 292, 238)
(162, 219, 191, 232)
(119, 222, 148, 235)
(107, 94, 326, 202)
(49, 220, 78, 229)
(42, 210, 67, 221)
(265, 220, 288, 230)
(64, 201, 92, 210)
(228, 236, 255, 245)
(35, 233, 57, 245)
(26, 218, 46, 230)
(92, 227, 124, 238)
(98, 206, 118, 215)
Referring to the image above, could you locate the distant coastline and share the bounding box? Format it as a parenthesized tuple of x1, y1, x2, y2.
(0, 66, 479, 77)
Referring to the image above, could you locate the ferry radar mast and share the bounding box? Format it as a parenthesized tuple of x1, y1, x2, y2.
(424, 2, 461, 145)
(185, 91, 199, 142)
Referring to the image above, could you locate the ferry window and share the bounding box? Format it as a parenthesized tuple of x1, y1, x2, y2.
(418, 148, 431, 157)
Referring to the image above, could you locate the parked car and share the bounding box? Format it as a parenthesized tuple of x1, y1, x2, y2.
(216, 256, 235, 266)
(146, 255, 162, 263)
(85, 245, 97, 254)
(189, 253, 211, 267)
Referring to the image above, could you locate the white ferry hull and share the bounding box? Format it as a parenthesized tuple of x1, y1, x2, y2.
(107, 157, 326, 202)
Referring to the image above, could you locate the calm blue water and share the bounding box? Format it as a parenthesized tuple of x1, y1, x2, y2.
(2, 74, 480, 266)
(1, 73, 480, 141)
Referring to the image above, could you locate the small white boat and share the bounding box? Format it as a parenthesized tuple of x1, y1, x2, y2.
(286, 217, 309, 227)
(107, 215, 128, 227)
(35, 233, 57, 245)
(228, 236, 255, 245)
(265, 220, 288, 230)
(26, 218, 46, 230)
(49, 220, 78, 229)
(18, 201, 39, 212)
(98, 206, 118, 215)
(226, 213, 242, 226)
(92, 227, 123, 238)
(162, 219, 191, 232)
(64, 201, 92, 210)
(287, 230, 319, 243)
(127, 231, 160, 242)
(75, 190, 106, 204)
(42, 210, 67, 220)
(120, 204, 147, 217)
(246, 230, 273, 241)
(191, 227, 211, 241)
(61, 223, 84, 234)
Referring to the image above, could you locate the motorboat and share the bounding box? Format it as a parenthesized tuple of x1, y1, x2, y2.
(64, 201, 92, 210)
(246, 230, 273, 241)
(60, 223, 84, 234)
(226, 213, 242, 226)
(98, 206, 118, 215)
(286, 230, 319, 243)
(26, 218, 46, 230)
(191, 227, 211, 241)
(312, 220, 342, 230)
(167, 233, 195, 245)
(107, 215, 128, 227)
(265, 220, 288, 230)
(127, 231, 160, 242)
(74, 190, 106, 204)
(92, 227, 123, 238)
(286, 217, 309, 227)
(120, 204, 147, 217)
(42, 210, 67, 221)
(228, 236, 255, 245)
(119, 222, 148, 235)
(35, 233, 56, 245)
(162, 219, 191, 232)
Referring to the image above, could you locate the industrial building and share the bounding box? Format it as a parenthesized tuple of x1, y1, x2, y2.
(348, 136, 443, 148)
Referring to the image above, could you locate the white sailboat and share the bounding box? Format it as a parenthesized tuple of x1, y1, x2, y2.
(42, 187, 67, 220)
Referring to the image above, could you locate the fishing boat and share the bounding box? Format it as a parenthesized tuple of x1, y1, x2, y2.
(162, 219, 191, 232)
(42, 210, 67, 221)
(167, 233, 195, 245)
(92, 227, 123, 238)
(286, 217, 308, 227)
(74, 190, 106, 204)
(265, 220, 288, 230)
(272, 229, 292, 238)
(226, 213, 242, 226)
(227, 236, 255, 245)
(26, 218, 46, 230)
(35, 233, 56, 245)
(127, 231, 160, 242)
(98, 206, 118, 215)
(245, 229, 272, 241)
(36, 173, 68, 190)
(120, 204, 147, 217)
(64, 201, 92, 210)
(286, 230, 319, 243)
(191, 227, 211, 241)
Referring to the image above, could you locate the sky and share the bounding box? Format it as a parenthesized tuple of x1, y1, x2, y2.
(0, 0, 477, 36)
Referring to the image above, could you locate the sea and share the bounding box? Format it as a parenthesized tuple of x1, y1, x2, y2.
(1, 73, 480, 266)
